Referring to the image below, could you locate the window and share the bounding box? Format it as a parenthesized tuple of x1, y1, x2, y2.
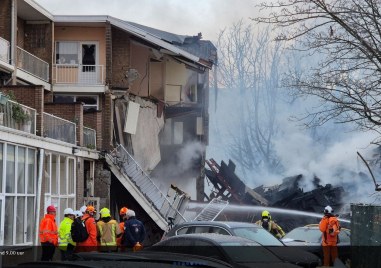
(44, 152, 76, 224)
(53, 95, 99, 112)
(2, 143, 37, 245)
(56, 42, 79, 64)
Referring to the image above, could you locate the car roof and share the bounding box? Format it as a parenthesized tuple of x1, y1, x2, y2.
(174, 221, 260, 228)
(303, 224, 350, 232)
(163, 233, 262, 244)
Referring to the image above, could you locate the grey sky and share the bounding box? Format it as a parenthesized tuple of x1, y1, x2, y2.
(34, 0, 258, 42)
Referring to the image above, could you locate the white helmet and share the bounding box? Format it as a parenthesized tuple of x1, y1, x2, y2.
(80, 205, 87, 214)
(64, 208, 75, 215)
(74, 210, 83, 217)
(324, 205, 333, 214)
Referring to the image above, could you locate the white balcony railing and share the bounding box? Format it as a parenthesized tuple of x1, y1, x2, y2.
(16, 47, 49, 81)
(83, 126, 96, 149)
(0, 99, 36, 134)
(43, 112, 76, 144)
(0, 37, 10, 64)
(53, 64, 105, 85)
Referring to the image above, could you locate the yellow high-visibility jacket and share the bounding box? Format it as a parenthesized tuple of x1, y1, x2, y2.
(58, 217, 76, 251)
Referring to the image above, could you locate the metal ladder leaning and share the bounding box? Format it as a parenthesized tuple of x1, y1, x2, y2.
(193, 197, 229, 221)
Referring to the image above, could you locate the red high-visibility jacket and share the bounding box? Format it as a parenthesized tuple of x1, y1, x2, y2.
(39, 214, 58, 246)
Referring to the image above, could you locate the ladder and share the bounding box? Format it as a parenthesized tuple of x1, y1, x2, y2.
(193, 197, 229, 221)
(105, 144, 187, 230)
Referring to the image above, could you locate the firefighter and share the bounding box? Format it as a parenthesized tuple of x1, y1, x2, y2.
(39, 205, 58, 261)
(97, 207, 121, 252)
(117, 207, 128, 250)
(122, 210, 145, 252)
(255, 210, 285, 239)
(77, 205, 98, 252)
(319, 205, 341, 266)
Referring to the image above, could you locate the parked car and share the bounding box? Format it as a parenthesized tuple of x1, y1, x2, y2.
(6, 251, 233, 268)
(149, 233, 303, 268)
(163, 221, 320, 267)
(282, 224, 351, 263)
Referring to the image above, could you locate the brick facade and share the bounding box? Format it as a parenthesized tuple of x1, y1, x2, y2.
(111, 27, 130, 89)
(84, 110, 103, 150)
(0, 0, 11, 41)
(24, 22, 54, 83)
(102, 92, 113, 150)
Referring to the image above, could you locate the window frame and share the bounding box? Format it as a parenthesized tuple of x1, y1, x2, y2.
(1, 142, 37, 246)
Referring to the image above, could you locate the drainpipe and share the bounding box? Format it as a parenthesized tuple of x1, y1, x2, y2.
(34, 149, 44, 247)
(10, 0, 16, 84)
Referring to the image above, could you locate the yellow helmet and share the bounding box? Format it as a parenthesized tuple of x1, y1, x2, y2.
(262, 210, 271, 219)
(100, 207, 111, 218)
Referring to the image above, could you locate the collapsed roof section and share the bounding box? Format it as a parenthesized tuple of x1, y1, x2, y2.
(205, 159, 345, 214)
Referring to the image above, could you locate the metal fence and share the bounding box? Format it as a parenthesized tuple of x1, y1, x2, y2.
(43, 112, 76, 144)
(83, 126, 96, 149)
(16, 47, 49, 81)
(351, 203, 381, 268)
(0, 37, 10, 64)
(0, 99, 36, 134)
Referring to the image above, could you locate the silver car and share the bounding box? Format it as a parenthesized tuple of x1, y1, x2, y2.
(163, 221, 320, 267)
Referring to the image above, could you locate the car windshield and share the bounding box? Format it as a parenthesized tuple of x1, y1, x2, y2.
(219, 242, 282, 263)
(231, 227, 284, 246)
(284, 228, 321, 243)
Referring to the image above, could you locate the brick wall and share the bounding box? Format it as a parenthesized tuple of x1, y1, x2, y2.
(44, 102, 84, 146)
(24, 22, 53, 82)
(0, 0, 11, 41)
(94, 161, 111, 210)
(84, 110, 103, 150)
(102, 92, 113, 150)
(105, 22, 112, 85)
(111, 27, 130, 89)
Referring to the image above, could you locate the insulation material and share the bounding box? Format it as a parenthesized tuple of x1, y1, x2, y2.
(130, 97, 164, 172)
(124, 101, 140, 134)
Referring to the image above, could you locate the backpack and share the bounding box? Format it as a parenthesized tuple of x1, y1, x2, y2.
(71, 218, 89, 242)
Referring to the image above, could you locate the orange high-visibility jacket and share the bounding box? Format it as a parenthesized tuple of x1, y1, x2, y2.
(116, 222, 124, 246)
(77, 214, 98, 249)
(319, 216, 340, 246)
(39, 214, 58, 246)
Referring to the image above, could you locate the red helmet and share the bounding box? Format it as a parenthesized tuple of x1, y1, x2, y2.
(47, 205, 56, 213)
(119, 207, 128, 216)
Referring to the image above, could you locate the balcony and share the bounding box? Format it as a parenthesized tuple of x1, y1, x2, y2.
(83, 126, 96, 149)
(53, 64, 105, 85)
(0, 99, 36, 134)
(16, 47, 49, 82)
(0, 37, 10, 64)
(43, 112, 76, 144)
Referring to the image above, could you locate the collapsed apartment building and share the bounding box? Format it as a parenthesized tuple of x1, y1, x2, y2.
(204, 158, 347, 231)
(0, 0, 216, 254)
